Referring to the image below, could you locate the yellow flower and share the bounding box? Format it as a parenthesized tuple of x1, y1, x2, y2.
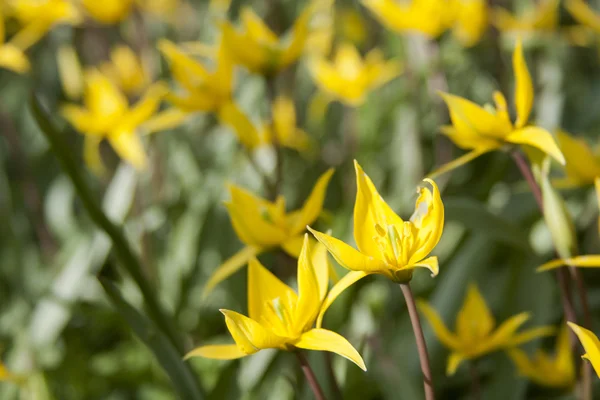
(431, 38, 565, 178)
(362, 0, 454, 38)
(136, 0, 179, 16)
(220, 6, 312, 75)
(157, 39, 260, 148)
(258, 96, 312, 152)
(57, 45, 83, 99)
(82, 0, 134, 24)
(202, 169, 334, 296)
(308, 161, 443, 326)
(568, 322, 600, 378)
(7, 0, 81, 50)
(452, 0, 489, 47)
(492, 0, 558, 33)
(554, 131, 600, 188)
(566, 0, 600, 33)
(309, 43, 401, 107)
(187, 236, 366, 371)
(61, 69, 167, 173)
(336, 8, 367, 45)
(0, 10, 30, 73)
(418, 283, 555, 375)
(100, 45, 150, 96)
(507, 325, 575, 388)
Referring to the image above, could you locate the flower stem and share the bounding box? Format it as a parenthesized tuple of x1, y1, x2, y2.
(399, 283, 436, 400)
(295, 351, 327, 400)
(469, 361, 481, 400)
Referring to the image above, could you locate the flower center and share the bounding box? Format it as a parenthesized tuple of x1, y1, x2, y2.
(373, 221, 416, 268)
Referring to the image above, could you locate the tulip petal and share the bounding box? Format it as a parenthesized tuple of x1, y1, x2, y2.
(566, 0, 600, 33)
(567, 322, 600, 378)
(456, 284, 495, 342)
(0, 44, 30, 74)
(513, 38, 533, 129)
(295, 328, 366, 371)
(487, 312, 530, 348)
(221, 309, 287, 353)
(506, 348, 536, 379)
(220, 21, 267, 73)
(61, 105, 105, 135)
(281, 235, 304, 258)
(202, 246, 260, 297)
(83, 135, 106, 176)
(408, 179, 444, 264)
(311, 240, 332, 300)
(505, 126, 565, 165)
(403, 256, 439, 277)
(217, 101, 261, 149)
(281, 6, 312, 68)
(447, 352, 467, 375)
(426, 146, 497, 179)
(556, 131, 600, 184)
(416, 300, 461, 349)
(317, 270, 370, 328)
(537, 255, 600, 272)
(289, 169, 334, 234)
(107, 130, 147, 170)
(308, 227, 387, 273)
(507, 326, 555, 347)
(122, 83, 168, 130)
(294, 235, 322, 332)
(141, 108, 192, 134)
(184, 344, 247, 360)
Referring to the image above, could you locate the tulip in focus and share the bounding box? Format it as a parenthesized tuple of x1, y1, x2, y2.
(418, 283, 555, 375)
(568, 322, 600, 378)
(187, 236, 366, 370)
(202, 169, 334, 296)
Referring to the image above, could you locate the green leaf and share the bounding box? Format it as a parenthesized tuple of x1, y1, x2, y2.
(99, 278, 204, 400)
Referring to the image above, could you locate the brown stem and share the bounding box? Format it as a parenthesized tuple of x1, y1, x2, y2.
(510, 151, 543, 210)
(324, 352, 343, 400)
(295, 351, 327, 400)
(399, 283, 435, 400)
(469, 361, 481, 400)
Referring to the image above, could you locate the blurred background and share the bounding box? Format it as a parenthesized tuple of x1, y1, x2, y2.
(2, 0, 600, 398)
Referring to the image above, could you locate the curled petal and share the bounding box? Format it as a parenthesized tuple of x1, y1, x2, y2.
(513, 38, 533, 129)
(505, 126, 565, 165)
(408, 179, 444, 264)
(184, 344, 247, 360)
(317, 270, 370, 328)
(402, 256, 439, 277)
(537, 255, 600, 272)
(567, 322, 600, 378)
(295, 328, 366, 371)
(221, 309, 287, 353)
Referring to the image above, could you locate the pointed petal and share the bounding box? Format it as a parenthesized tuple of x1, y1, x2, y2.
(567, 322, 600, 378)
(353, 160, 404, 257)
(217, 101, 261, 149)
(61, 105, 105, 135)
(0, 43, 30, 74)
(308, 227, 387, 273)
(281, 235, 304, 258)
(83, 135, 106, 176)
(556, 131, 600, 184)
(416, 300, 461, 349)
(289, 169, 334, 234)
(505, 126, 565, 165)
(317, 270, 370, 328)
(107, 130, 147, 169)
(513, 38, 533, 129)
(566, 0, 600, 33)
(487, 312, 530, 348)
(220, 20, 267, 73)
(295, 328, 366, 371)
(408, 179, 444, 264)
(202, 246, 260, 298)
(403, 256, 439, 277)
(426, 147, 497, 179)
(222, 309, 287, 353)
(184, 344, 247, 360)
(506, 326, 556, 347)
(537, 255, 600, 272)
(247, 258, 298, 322)
(456, 284, 495, 342)
(141, 108, 192, 134)
(506, 348, 536, 378)
(281, 6, 312, 68)
(294, 235, 321, 332)
(311, 240, 331, 300)
(446, 352, 467, 375)
(122, 83, 168, 129)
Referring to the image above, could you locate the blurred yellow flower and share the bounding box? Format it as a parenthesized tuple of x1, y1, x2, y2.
(309, 43, 401, 107)
(158, 39, 260, 148)
(203, 169, 334, 296)
(566, 0, 600, 33)
(337, 8, 367, 45)
(568, 322, 600, 378)
(258, 96, 312, 152)
(101, 45, 150, 96)
(508, 325, 575, 388)
(57, 45, 83, 99)
(452, 0, 489, 47)
(7, 0, 81, 50)
(220, 6, 312, 75)
(61, 69, 167, 173)
(0, 11, 30, 73)
(431, 38, 564, 178)
(82, 0, 134, 24)
(187, 236, 366, 370)
(493, 0, 558, 33)
(418, 283, 555, 375)
(136, 0, 179, 16)
(554, 131, 600, 188)
(309, 161, 443, 326)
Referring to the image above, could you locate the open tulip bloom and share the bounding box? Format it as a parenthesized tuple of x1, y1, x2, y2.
(508, 325, 574, 388)
(308, 160, 443, 326)
(186, 235, 366, 371)
(430, 38, 565, 178)
(418, 284, 555, 375)
(568, 322, 600, 378)
(202, 169, 334, 296)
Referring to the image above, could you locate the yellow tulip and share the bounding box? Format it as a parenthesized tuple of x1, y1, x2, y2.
(100, 45, 150, 96)
(309, 43, 402, 107)
(419, 283, 554, 375)
(82, 0, 134, 24)
(61, 69, 167, 173)
(258, 96, 312, 152)
(568, 322, 600, 378)
(187, 236, 366, 370)
(507, 325, 575, 388)
(308, 160, 443, 326)
(202, 169, 334, 296)
(7, 0, 81, 50)
(0, 9, 30, 73)
(362, 0, 455, 39)
(553, 131, 600, 188)
(220, 5, 312, 75)
(493, 0, 558, 33)
(158, 39, 260, 148)
(566, 0, 600, 33)
(452, 0, 489, 47)
(430, 38, 565, 178)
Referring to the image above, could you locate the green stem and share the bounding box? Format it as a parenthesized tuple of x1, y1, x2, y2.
(30, 95, 183, 354)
